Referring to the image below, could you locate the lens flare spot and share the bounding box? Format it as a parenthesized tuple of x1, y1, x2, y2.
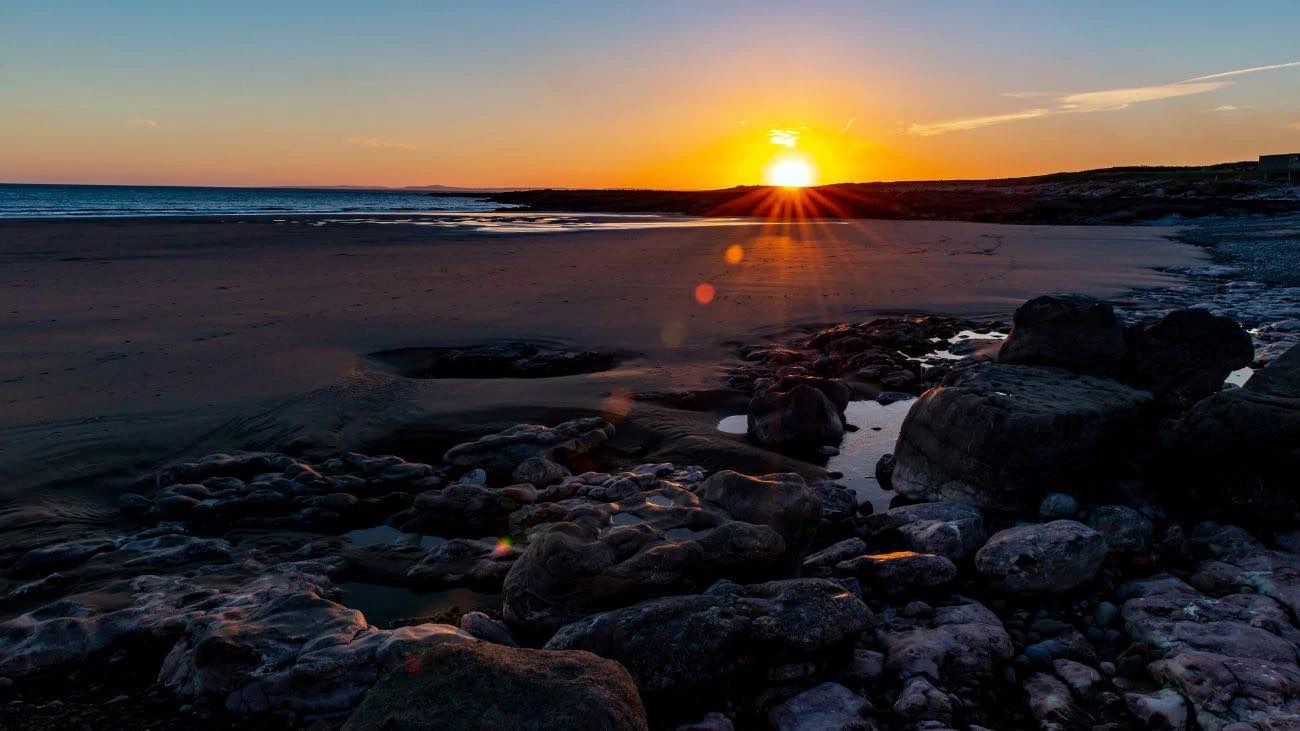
(493, 537, 514, 556)
(661, 321, 686, 347)
(724, 245, 744, 264)
(694, 283, 716, 305)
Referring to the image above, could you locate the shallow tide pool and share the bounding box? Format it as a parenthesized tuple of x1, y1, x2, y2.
(719, 398, 912, 513)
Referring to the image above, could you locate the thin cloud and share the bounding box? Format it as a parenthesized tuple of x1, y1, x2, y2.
(909, 59, 1299, 136)
(126, 118, 158, 128)
(1182, 60, 1300, 83)
(768, 128, 800, 147)
(346, 136, 421, 151)
(908, 108, 1051, 137)
(1059, 81, 1229, 111)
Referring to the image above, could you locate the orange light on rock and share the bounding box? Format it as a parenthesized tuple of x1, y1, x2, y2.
(724, 245, 744, 264)
(694, 283, 716, 304)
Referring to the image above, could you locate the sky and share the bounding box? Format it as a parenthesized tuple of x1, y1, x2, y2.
(2, 1, 1299, 188)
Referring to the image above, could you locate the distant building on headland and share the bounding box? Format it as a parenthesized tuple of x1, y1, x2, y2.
(1260, 153, 1299, 180)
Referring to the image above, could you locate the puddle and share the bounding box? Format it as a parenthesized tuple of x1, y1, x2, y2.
(340, 582, 498, 630)
(717, 399, 912, 513)
(343, 524, 443, 550)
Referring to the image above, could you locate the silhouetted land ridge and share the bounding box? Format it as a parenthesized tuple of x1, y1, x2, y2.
(464, 163, 1300, 224)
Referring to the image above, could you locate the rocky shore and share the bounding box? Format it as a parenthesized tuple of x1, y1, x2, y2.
(5, 226, 1300, 729)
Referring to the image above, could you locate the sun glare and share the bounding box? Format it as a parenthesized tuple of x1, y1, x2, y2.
(766, 156, 815, 188)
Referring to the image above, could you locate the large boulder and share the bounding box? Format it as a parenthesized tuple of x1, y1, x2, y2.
(343, 642, 648, 731)
(696, 470, 822, 550)
(747, 384, 845, 447)
(545, 579, 871, 698)
(998, 294, 1129, 377)
(891, 363, 1151, 510)
(1131, 308, 1254, 409)
(974, 520, 1108, 594)
(1161, 344, 1300, 523)
(501, 488, 787, 635)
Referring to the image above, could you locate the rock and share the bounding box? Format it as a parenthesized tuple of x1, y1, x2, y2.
(394, 483, 536, 537)
(1124, 688, 1189, 730)
(1038, 493, 1079, 520)
(975, 521, 1108, 594)
(811, 481, 859, 525)
(512, 456, 570, 486)
(998, 294, 1129, 377)
(1088, 505, 1154, 553)
(1150, 651, 1300, 730)
(803, 538, 868, 577)
(11, 539, 116, 577)
(1244, 341, 1300, 398)
(158, 576, 474, 715)
(772, 375, 852, 413)
(1024, 672, 1081, 728)
(1052, 658, 1103, 699)
(502, 489, 787, 634)
(696, 470, 822, 550)
(855, 502, 985, 562)
(768, 681, 871, 730)
(835, 551, 957, 595)
(1120, 574, 1300, 666)
(343, 641, 647, 731)
(893, 676, 955, 725)
(1131, 308, 1254, 409)
(0, 564, 475, 718)
(874, 454, 895, 491)
(892, 363, 1151, 510)
(876, 601, 1013, 719)
(1094, 602, 1119, 628)
(406, 538, 520, 589)
(1163, 347, 1300, 523)
(747, 384, 846, 447)
(545, 579, 871, 698)
(443, 417, 615, 475)
(115, 534, 234, 568)
(457, 612, 517, 647)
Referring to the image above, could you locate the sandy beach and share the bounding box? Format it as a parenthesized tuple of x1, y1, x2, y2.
(0, 215, 1198, 541)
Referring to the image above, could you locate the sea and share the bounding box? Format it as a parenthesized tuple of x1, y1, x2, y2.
(0, 183, 503, 218)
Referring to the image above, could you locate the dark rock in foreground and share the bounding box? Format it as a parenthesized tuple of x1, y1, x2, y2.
(1131, 307, 1254, 409)
(343, 641, 648, 731)
(891, 363, 1151, 510)
(747, 384, 845, 447)
(1162, 344, 1300, 523)
(975, 520, 1108, 593)
(998, 294, 1129, 377)
(545, 579, 871, 699)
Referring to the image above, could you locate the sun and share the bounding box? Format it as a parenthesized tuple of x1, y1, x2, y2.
(766, 155, 815, 188)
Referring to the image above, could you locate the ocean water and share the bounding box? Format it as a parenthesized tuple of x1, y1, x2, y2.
(0, 183, 505, 218)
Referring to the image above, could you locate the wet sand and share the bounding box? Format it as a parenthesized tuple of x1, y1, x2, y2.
(0, 214, 1202, 546)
